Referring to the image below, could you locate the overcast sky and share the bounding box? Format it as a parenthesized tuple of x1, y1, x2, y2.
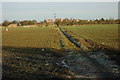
(2, 2, 118, 22)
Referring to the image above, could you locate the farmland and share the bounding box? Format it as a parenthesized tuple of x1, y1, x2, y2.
(61, 24, 118, 50)
(2, 27, 77, 50)
(2, 25, 119, 79)
(2, 27, 78, 79)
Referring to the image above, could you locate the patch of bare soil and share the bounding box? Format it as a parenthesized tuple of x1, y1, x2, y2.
(2, 46, 76, 80)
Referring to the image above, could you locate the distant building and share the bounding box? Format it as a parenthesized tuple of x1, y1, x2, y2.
(8, 24, 17, 27)
(87, 20, 90, 22)
(59, 19, 63, 22)
(46, 19, 53, 23)
(76, 19, 80, 22)
(55, 18, 63, 22)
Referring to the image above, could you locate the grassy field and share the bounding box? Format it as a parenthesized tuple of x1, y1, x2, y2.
(61, 24, 118, 50)
(3, 27, 60, 49)
(2, 27, 78, 79)
(2, 25, 119, 79)
(2, 27, 77, 50)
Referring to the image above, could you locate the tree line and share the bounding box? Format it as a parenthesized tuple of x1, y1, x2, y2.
(2, 20, 37, 26)
(2, 18, 120, 26)
(54, 18, 119, 26)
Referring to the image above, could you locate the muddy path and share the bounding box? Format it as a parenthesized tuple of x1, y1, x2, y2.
(59, 27, 119, 79)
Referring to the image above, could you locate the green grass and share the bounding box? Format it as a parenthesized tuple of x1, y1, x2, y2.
(2, 25, 119, 79)
(2, 26, 78, 79)
(2, 27, 61, 49)
(2, 27, 77, 50)
(61, 24, 118, 50)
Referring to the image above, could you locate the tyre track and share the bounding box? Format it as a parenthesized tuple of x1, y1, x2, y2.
(58, 27, 119, 79)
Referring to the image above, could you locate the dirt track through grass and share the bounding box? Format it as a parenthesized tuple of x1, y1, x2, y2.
(61, 24, 118, 50)
(2, 26, 119, 79)
(59, 27, 119, 78)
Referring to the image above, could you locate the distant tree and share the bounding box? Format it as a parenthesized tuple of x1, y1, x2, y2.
(62, 18, 69, 26)
(44, 20, 48, 27)
(94, 19, 99, 24)
(20, 20, 36, 25)
(115, 19, 120, 24)
(32, 20, 37, 23)
(20, 20, 29, 25)
(99, 18, 105, 24)
(69, 18, 73, 25)
(2, 20, 10, 26)
(79, 20, 88, 25)
(104, 19, 109, 24)
(108, 18, 115, 24)
(55, 21, 60, 26)
(29, 21, 35, 25)
(31, 20, 37, 25)
(11, 20, 18, 24)
(76, 19, 82, 25)
(54, 19, 61, 26)
(118, 19, 120, 24)
(101, 18, 105, 21)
